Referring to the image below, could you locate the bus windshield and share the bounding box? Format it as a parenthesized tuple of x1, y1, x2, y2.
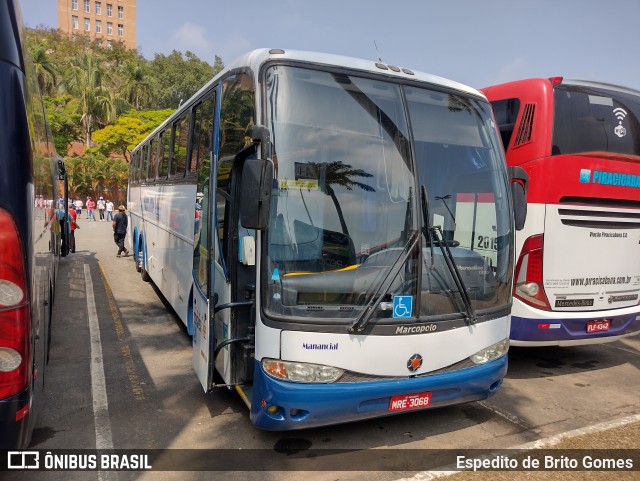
(264, 65, 512, 323)
(552, 84, 640, 156)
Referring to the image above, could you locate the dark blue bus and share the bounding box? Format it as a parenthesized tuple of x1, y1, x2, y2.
(0, 0, 63, 448)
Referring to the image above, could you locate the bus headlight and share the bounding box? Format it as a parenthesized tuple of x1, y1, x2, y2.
(470, 338, 509, 365)
(262, 358, 344, 383)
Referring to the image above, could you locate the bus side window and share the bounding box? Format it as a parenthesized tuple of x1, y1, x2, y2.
(215, 73, 255, 275)
(147, 138, 158, 181)
(194, 181, 210, 294)
(130, 151, 137, 184)
(171, 113, 189, 177)
(141, 144, 148, 180)
(158, 131, 170, 179)
(490, 98, 520, 150)
(192, 91, 216, 294)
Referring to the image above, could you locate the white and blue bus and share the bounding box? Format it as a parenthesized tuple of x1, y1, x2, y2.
(128, 49, 527, 430)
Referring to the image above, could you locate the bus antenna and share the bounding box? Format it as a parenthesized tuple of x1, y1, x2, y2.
(374, 40, 383, 62)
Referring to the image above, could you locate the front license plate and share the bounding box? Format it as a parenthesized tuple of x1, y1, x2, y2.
(389, 391, 432, 412)
(586, 320, 611, 333)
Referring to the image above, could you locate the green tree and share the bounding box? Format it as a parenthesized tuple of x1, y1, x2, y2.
(61, 53, 122, 147)
(65, 155, 91, 199)
(148, 50, 221, 109)
(44, 95, 83, 153)
(90, 109, 173, 161)
(122, 63, 153, 110)
(31, 44, 58, 96)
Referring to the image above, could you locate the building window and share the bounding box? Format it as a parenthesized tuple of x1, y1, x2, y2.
(84, 18, 90, 31)
(83, 0, 89, 12)
(117, 24, 123, 37)
(117, 5, 123, 19)
(72, 15, 78, 29)
(106, 21, 112, 35)
(95, 1, 101, 14)
(106, 39, 112, 48)
(71, 0, 78, 10)
(106, 3, 112, 16)
(95, 19, 102, 33)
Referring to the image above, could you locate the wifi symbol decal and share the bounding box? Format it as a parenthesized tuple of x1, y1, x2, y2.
(613, 107, 628, 121)
(613, 107, 628, 138)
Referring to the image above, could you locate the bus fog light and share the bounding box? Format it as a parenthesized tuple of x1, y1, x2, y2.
(262, 358, 343, 383)
(470, 339, 509, 365)
(0, 280, 24, 307)
(0, 347, 22, 372)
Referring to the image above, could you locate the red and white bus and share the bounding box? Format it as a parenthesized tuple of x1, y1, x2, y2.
(482, 77, 640, 346)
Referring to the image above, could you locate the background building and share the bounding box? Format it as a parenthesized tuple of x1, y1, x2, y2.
(57, 0, 136, 49)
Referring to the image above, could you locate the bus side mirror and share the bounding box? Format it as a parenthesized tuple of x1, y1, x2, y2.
(240, 158, 273, 230)
(251, 124, 271, 160)
(509, 166, 528, 231)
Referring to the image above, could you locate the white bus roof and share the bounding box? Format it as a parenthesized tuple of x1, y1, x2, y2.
(137, 48, 486, 151)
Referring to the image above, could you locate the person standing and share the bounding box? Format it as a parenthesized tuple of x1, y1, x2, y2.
(97, 197, 106, 221)
(68, 206, 79, 253)
(74, 198, 82, 217)
(87, 197, 96, 221)
(112, 205, 129, 257)
(106, 199, 114, 221)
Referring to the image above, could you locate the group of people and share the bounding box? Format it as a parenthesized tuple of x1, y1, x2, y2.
(73, 196, 115, 222)
(61, 196, 129, 258)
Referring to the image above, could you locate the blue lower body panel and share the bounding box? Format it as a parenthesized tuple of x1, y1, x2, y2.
(510, 311, 640, 344)
(249, 356, 507, 430)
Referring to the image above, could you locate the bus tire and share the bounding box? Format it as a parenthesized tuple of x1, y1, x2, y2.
(135, 248, 142, 273)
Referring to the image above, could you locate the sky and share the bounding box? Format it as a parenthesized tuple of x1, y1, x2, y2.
(21, 0, 640, 92)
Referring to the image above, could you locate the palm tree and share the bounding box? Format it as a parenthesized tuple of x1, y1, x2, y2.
(122, 63, 153, 110)
(307, 161, 375, 238)
(61, 53, 118, 147)
(31, 45, 58, 96)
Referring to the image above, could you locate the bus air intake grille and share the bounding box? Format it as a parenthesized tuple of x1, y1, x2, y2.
(335, 358, 477, 383)
(558, 207, 640, 229)
(559, 196, 640, 209)
(512, 103, 535, 147)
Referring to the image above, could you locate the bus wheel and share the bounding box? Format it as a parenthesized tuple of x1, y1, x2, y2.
(135, 248, 142, 272)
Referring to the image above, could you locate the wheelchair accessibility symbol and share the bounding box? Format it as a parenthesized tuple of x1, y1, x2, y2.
(393, 295, 413, 318)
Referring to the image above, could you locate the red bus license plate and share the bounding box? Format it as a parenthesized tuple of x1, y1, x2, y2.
(389, 392, 432, 412)
(586, 320, 610, 333)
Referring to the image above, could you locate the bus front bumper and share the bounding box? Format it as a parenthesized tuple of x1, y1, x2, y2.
(510, 311, 640, 346)
(249, 356, 507, 430)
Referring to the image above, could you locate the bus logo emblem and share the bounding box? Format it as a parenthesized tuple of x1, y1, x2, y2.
(407, 354, 423, 372)
(579, 169, 591, 183)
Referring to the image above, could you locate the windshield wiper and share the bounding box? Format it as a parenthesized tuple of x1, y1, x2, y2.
(348, 229, 421, 334)
(421, 185, 477, 325)
(421, 186, 435, 267)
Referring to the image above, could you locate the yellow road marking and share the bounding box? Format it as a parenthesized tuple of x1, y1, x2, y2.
(99, 263, 145, 401)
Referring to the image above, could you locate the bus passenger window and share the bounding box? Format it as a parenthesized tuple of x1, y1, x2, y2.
(171, 114, 189, 177)
(147, 138, 157, 180)
(141, 144, 148, 180)
(158, 131, 170, 178)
